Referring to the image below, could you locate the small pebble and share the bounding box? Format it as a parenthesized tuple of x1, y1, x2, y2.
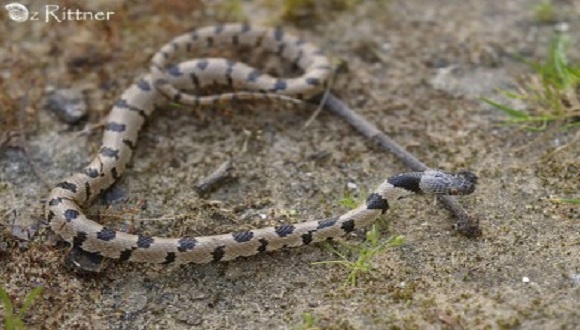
(347, 182, 358, 190)
(381, 42, 392, 52)
(571, 273, 580, 285)
(46, 88, 87, 124)
(522, 277, 530, 283)
(554, 22, 569, 33)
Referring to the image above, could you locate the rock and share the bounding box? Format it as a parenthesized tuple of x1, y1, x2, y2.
(46, 88, 87, 124)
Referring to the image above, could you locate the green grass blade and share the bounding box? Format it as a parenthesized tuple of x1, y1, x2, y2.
(480, 97, 529, 118)
(311, 260, 350, 266)
(0, 286, 16, 330)
(564, 121, 580, 129)
(17, 287, 43, 319)
(550, 198, 580, 205)
(482, 30, 578, 130)
(505, 115, 560, 123)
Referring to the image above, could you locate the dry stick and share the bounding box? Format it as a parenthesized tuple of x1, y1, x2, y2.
(322, 93, 482, 237)
(195, 159, 235, 196)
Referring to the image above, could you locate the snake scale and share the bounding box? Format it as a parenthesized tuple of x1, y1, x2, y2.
(46, 24, 477, 267)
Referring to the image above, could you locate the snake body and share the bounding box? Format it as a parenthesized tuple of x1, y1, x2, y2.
(46, 24, 477, 266)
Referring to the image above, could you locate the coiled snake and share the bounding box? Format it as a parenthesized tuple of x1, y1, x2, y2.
(46, 24, 477, 267)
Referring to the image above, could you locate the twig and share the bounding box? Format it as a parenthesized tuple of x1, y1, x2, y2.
(303, 70, 335, 128)
(195, 159, 235, 196)
(322, 93, 481, 237)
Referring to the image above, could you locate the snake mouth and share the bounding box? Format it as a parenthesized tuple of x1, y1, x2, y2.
(455, 170, 478, 195)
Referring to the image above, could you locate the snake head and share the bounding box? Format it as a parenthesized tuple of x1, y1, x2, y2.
(419, 169, 478, 195)
(457, 170, 478, 194)
(444, 170, 478, 195)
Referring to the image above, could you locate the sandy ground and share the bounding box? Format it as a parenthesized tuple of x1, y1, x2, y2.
(1, 0, 578, 329)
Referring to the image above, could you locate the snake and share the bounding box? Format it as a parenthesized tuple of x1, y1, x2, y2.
(45, 24, 477, 267)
